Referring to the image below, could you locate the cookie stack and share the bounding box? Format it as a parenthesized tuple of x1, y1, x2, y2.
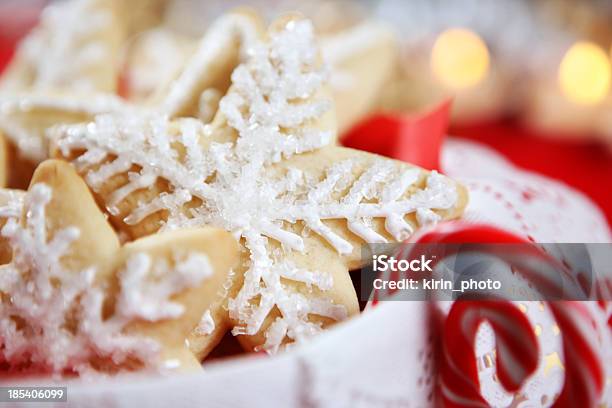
(0, 0, 467, 376)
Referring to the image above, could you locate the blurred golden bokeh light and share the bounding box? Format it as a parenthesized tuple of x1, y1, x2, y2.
(430, 28, 490, 90)
(558, 41, 611, 105)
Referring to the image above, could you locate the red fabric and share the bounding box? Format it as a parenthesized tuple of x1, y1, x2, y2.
(451, 121, 612, 228)
(342, 100, 451, 171)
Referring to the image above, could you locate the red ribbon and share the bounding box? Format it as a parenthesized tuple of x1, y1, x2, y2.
(341, 99, 452, 171)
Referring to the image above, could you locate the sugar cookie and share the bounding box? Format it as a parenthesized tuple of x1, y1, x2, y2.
(51, 16, 468, 357)
(0, 160, 238, 374)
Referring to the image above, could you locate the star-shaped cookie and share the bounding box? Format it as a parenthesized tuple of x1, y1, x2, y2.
(0, 159, 238, 374)
(0, 0, 132, 187)
(50, 15, 468, 358)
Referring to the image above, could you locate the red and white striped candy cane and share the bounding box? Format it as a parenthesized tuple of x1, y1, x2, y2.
(410, 222, 606, 407)
(548, 301, 605, 407)
(440, 301, 539, 407)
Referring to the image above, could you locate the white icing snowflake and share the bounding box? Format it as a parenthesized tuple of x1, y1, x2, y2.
(116, 250, 213, 322)
(0, 184, 211, 374)
(53, 20, 459, 353)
